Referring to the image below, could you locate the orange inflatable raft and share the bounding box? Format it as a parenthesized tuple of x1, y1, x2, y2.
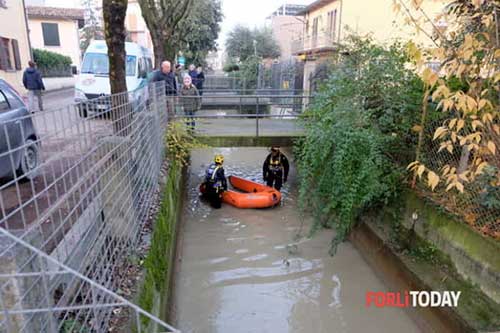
(200, 175, 281, 209)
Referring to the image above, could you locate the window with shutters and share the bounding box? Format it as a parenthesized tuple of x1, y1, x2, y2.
(312, 17, 319, 38)
(326, 10, 337, 39)
(0, 37, 12, 71)
(11, 39, 21, 70)
(42, 23, 61, 46)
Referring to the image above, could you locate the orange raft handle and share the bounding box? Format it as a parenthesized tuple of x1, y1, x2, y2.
(199, 176, 281, 209)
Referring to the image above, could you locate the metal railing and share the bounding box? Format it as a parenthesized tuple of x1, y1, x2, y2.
(173, 93, 312, 137)
(0, 82, 178, 332)
(203, 75, 247, 90)
(291, 32, 338, 55)
(38, 65, 73, 78)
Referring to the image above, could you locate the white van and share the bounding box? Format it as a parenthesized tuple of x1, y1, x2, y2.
(75, 40, 153, 117)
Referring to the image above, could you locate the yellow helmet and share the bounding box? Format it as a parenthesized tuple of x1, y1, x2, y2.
(214, 154, 224, 164)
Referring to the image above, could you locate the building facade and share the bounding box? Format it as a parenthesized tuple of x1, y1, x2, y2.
(125, 0, 153, 51)
(293, 0, 449, 92)
(0, 0, 32, 93)
(268, 4, 305, 60)
(26, 6, 84, 68)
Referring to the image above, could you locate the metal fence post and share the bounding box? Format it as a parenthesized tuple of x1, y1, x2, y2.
(256, 96, 260, 137)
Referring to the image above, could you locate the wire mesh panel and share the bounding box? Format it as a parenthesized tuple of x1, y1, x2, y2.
(415, 120, 500, 239)
(0, 82, 178, 332)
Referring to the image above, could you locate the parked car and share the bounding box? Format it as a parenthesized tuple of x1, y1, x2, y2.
(0, 79, 40, 180)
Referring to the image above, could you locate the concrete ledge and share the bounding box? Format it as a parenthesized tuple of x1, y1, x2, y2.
(43, 77, 75, 92)
(195, 135, 300, 147)
(350, 191, 500, 332)
(350, 222, 472, 333)
(401, 191, 500, 303)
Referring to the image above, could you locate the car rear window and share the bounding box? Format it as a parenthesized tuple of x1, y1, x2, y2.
(0, 91, 9, 112)
(1, 88, 23, 109)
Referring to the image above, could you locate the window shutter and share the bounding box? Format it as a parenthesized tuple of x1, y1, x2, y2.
(11, 39, 21, 70)
(0, 38, 10, 70)
(42, 23, 61, 46)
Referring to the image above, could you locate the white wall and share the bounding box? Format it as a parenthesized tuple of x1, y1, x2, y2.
(0, 1, 32, 93)
(28, 18, 81, 67)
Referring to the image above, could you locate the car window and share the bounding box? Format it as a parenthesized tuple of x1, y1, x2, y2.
(138, 57, 145, 78)
(1, 88, 23, 109)
(82, 53, 137, 76)
(0, 90, 10, 112)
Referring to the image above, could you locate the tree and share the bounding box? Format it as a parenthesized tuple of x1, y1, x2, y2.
(138, 0, 192, 67)
(398, 0, 499, 193)
(103, 0, 129, 134)
(80, 0, 104, 55)
(176, 0, 223, 66)
(254, 27, 281, 59)
(225, 25, 281, 62)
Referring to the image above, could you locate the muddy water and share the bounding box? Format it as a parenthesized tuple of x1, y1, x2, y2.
(173, 148, 420, 333)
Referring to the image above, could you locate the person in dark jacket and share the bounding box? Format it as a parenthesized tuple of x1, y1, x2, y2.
(151, 61, 177, 95)
(195, 66, 205, 96)
(151, 61, 177, 116)
(175, 63, 185, 87)
(180, 75, 201, 131)
(202, 154, 227, 209)
(188, 64, 198, 86)
(263, 146, 289, 191)
(22, 61, 45, 112)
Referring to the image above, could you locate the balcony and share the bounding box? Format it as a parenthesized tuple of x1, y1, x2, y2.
(292, 33, 338, 56)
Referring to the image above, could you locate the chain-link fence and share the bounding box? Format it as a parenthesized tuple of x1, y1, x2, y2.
(415, 120, 499, 239)
(0, 82, 178, 332)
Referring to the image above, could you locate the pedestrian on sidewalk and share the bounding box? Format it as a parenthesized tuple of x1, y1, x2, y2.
(175, 63, 185, 87)
(196, 66, 205, 96)
(188, 64, 198, 87)
(151, 60, 177, 116)
(22, 61, 45, 112)
(180, 75, 200, 131)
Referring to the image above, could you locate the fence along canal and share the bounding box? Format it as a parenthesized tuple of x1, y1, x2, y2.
(0, 82, 177, 332)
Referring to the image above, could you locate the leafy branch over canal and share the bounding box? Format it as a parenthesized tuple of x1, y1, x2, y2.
(295, 36, 429, 254)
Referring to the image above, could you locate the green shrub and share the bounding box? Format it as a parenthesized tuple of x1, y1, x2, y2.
(223, 63, 239, 73)
(33, 48, 72, 69)
(296, 35, 428, 254)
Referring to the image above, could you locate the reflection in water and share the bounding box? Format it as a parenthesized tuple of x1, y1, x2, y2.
(173, 148, 420, 333)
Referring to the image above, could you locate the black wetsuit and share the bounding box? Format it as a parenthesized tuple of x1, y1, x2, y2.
(204, 163, 227, 209)
(263, 153, 289, 191)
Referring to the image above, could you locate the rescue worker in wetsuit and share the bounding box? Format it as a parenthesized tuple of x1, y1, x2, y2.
(204, 154, 228, 209)
(263, 146, 289, 191)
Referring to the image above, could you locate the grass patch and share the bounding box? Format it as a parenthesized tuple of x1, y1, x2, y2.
(137, 160, 183, 330)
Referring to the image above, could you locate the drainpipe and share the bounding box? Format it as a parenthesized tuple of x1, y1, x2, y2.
(21, 0, 33, 61)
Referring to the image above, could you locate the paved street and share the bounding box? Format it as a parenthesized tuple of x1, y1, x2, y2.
(43, 88, 75, 109)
